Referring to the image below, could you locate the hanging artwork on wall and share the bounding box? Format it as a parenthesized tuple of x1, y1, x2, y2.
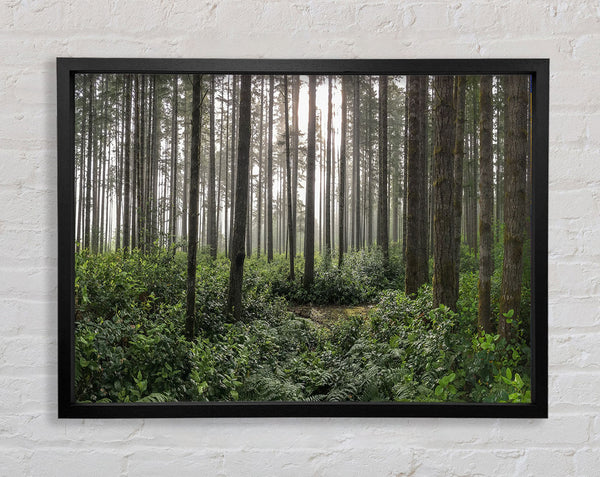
(57, 58, 548, 418)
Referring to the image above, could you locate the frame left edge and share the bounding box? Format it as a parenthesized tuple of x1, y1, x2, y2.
(57, 58, 76, 418)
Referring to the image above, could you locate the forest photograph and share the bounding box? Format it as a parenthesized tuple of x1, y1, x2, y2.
(73, 71, 533, 405)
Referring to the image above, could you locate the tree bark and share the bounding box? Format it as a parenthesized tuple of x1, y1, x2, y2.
(353, 75, 361, 250)
(378, 75, 389, 268)
(207, 75, 218, 258)
(499, 75, 528, 340)
(338, 76, 347, 268)
(284, 76, 295, 280)
(453, 76, 466, 298)
(267, 75, 274, 262)
(185, 74, 202, 340)
(304, 75, 316, 288)
(227, 75, 252, 321)
(478, 75, 494, 333)
(405, 76, 428, 296)
(432, 75, 457, 311)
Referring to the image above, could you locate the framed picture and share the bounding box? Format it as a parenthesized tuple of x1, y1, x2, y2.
(57, 58, 548, 418)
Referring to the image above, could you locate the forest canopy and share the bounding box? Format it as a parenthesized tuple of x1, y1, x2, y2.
(74, 73, 532, 404)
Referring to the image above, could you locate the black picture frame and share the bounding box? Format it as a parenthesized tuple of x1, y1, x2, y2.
(57, 58, 548, 418)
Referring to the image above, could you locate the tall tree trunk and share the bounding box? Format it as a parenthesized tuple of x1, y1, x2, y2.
(499, 75, 528, 340)
(353, 75, 361, 250)
(405, 76, 428, 296)
(229, 76, 238, 256)
(453, 76, 466, 298)
(402, 83, 408, 261)
(338, 76, 347, 268)
(303, 75, 317, 288)
(325, 76, 333, 261)
(115, 76, 124, 250)
(169, 75, 178, 249)
(185, 74, 202, 340)
(478, 75, 494, 333)
(84, 76, 94, 251)
(150, 76, 160, 249)
(284, 76, 295, 280)
(207, 75, 218, 258)
(257, 77, 264, 259)
(377, 75, 389, 268)
(432, 75, 457, 311)
(292, 75, 300, 258)
(267, 75, 274, 262)
(227, 75, 252, 321)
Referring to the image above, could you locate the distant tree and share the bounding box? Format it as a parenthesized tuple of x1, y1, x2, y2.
(227, 75, 252, 320)
(168, 75, 178, 249)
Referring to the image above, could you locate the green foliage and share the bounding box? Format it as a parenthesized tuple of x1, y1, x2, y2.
(75, 247, 531, 404)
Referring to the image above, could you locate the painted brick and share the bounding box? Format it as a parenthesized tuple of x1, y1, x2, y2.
(0, 0, 598, 475)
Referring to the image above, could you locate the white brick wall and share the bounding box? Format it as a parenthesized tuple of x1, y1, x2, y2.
(0, 0, 598, 475)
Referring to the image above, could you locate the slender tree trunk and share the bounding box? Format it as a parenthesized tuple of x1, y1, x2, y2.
(378, 75, 389, 268)
(453, 76, 466, 297)
(353, 75, 361, 250)
(325, 76, 333, 261)
(207, 75, 218, 258)
(267, 75, 274, 262)
(227, 75, 252, 321)
(283, 76, 295, 280)
(169, 75, 178, 249)
(84, 76, 94, 251)
(185, 74, 202, 340)
(405, 76, 428, 296)
(478, 75, 494, 333)
(338, 76, 347, 268)
(257, 77, 264, 259)
(303, 75, 317, 288)
(432, 75, 457, 311)
(499, 75, 528, 340)
(292, 75, 300, 258)
(229, 76, 238, 256)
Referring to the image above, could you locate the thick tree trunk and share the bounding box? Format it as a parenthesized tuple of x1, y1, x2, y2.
(185, 75, 202, 340)
(432, 75, 457, 311)
(478, 75, 494, 333)
(303, 75, 316, 288)
(378, 75, 389, 268)
(499, 75, 528, 340)
(227, 75, 252, 321)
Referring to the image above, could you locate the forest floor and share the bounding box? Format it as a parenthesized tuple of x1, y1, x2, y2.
(290, 304, 373, 328)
